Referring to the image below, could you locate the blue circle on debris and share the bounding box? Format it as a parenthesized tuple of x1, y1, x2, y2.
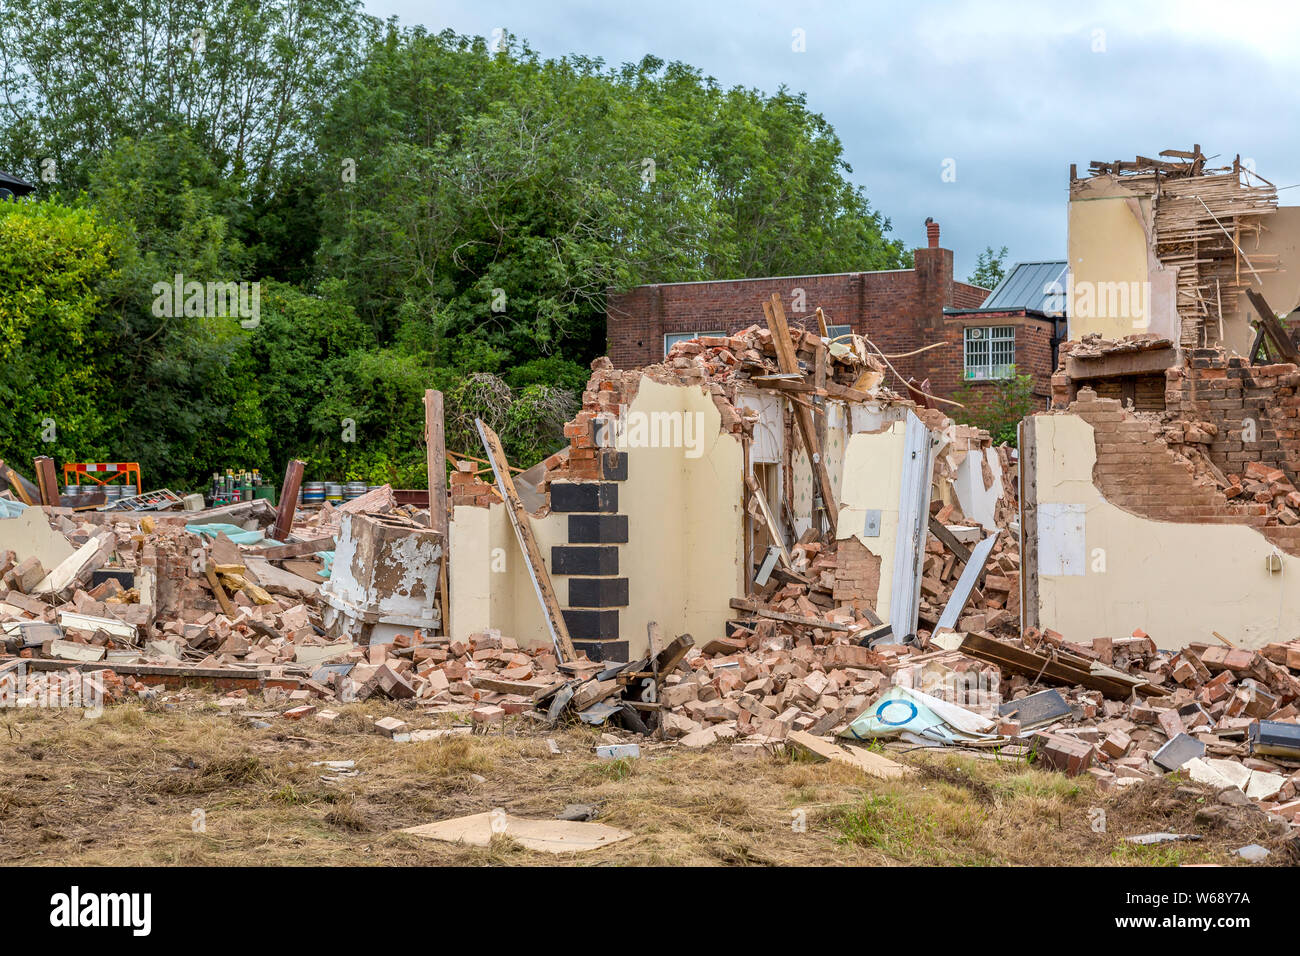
(876, 700, 918, 726)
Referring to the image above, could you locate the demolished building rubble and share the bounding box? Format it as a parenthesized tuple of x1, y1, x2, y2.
(8, 144, 1300, 846)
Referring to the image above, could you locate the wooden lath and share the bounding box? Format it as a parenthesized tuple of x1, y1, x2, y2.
(1084, 149, 1282, 350)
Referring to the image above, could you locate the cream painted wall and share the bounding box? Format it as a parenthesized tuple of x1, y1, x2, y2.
(836, 420, 908, 624)
(1068, 189, 1159, 340)
(449, 497, 561, 647)
(954, 447, 1005, 533)
(624, 378, 744, 657)
(1033, 414, 1300, 649)
(449, 377, 744, 659)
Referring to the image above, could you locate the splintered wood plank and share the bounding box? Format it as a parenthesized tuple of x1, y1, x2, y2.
(425, 389, 449, 536)
(425, 389, 451, 636)
(729, 597, 855, 632)
(745, 476, 792, 569)
(33, 456, 60, 506)
(1, 462, 35, 506)
(476, 419, 576, 662)
(928, 516, 972, 565)
(764, 294, 838, 535)
(204, 563, 238, 619)
(1245, 290, 1300, 365)
(271, 459, 305, 542)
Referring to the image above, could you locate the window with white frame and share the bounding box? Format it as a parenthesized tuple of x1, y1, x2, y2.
(963, 326, 1015, 380)
(664, 330, 725, 355)
(826, 323, 852, 339)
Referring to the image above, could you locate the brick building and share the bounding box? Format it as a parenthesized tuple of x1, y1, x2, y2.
(605, 221, 1064, 406)
(942, 260, 1068, 406)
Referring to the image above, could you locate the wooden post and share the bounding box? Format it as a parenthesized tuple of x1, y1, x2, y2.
(204, 563, 238, 618)
(425, 389, 451, 636)
(271, 459, 305, 542)
(476, 419, 576, 661)
(0, 461, 34, 506)
(764, 294, 839, 535)
(424, 390, 448, 535)
(33, 456, 60, 506)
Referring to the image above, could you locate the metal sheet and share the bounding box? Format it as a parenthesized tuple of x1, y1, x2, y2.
(1038, 502, 1086, 576)
(979, 260, 1069, 315)
(936, 533, 999, 631)
(888, 411, 936, 642)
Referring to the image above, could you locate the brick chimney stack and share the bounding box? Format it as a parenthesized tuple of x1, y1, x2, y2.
(915, 217, 952, 333)
(926, 217, 940, 249)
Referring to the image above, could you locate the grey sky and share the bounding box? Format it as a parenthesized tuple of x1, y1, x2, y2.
(363, 0, 1300, 281)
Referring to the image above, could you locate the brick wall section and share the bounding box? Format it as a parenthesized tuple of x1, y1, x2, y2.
(543, 359, 646, 484)
(931, 310, 1055, 409)
(450, 462, 502, 508)
(605, 244, 995, 401)
(1065, 389, 1300, 555)
(543, 354, 748, 486)
(1166, 349, 1300, 486)
(951, 282, 991, 309)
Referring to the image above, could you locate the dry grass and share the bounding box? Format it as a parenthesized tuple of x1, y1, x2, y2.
(0, 697, 1291, 866)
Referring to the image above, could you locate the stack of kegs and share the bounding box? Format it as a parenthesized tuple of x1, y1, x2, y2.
(302, 481, 326, 505)
(343, 480, 368, 501)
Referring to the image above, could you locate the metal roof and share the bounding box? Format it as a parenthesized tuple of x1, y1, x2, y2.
(978, 260, 1068, 315)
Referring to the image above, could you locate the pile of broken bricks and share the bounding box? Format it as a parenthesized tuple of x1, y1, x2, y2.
(4, 462, 1300, 836)
(1148, 416, 1300, 526)
(975, 628, 1300, 825)
(726, 499, 1020, 653)
(1221, 461, 1300, 526)
(536, 621, 1300, 830)
(0, 484, 437, 702)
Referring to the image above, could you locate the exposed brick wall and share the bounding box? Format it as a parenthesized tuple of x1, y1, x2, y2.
(605, 243, 1002, 403)
(1064, 390, 1300, 555)
(1167, 349, 1300, 487)
(952, 281, 992, 309)
(928, 311, 1056, 410)
(543, 358, 648, 485)
(607, 270, 928, 369)
(449, 462, 502, 508)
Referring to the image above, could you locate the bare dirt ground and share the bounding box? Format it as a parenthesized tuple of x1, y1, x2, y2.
(0, 695, 1293, 866)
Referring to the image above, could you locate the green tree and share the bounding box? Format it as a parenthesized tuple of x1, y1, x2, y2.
(968, 245, 1009, 290)
(951, 368, 1036, 445)
(0, 0, 370, 194)
(314, 27, 908, 364)
(0, 200, 126, 467)
(0, 13, 918, 487)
